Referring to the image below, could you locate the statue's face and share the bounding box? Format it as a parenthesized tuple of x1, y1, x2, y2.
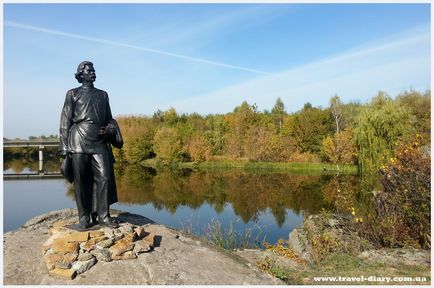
(81, 64, 96, 83)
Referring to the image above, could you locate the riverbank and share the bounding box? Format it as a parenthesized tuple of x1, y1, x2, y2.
(250, 212, 431, 285)
(3, 209, 281, 285)
(141, 159, 358, 174)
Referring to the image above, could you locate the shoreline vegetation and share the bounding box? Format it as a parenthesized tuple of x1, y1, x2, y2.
(141, 158, 358, 174)
(111, 89, 430, 180)
(4, 90, 430, 179)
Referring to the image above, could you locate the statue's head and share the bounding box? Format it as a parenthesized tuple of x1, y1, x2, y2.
(75, 61, 96, 83)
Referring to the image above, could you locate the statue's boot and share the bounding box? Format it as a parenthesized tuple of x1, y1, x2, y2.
(99, 216, 119, 228)
(91, 212, 99, 225)
(79, 215, 91, 229)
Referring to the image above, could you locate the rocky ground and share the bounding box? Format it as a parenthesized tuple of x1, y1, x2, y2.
(3, 209, 282, 285)
(286, 213, 431, 267)
(245, 213, 431, 285)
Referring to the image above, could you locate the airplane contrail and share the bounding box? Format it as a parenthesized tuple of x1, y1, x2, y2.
(5, 20, 278, 76)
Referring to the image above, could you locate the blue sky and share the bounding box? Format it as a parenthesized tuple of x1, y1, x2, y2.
(3, 3, 431, 138)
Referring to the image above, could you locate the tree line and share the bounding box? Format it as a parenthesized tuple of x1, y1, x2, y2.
(4, 89, 429, 176)
(113, 89, 430, 175)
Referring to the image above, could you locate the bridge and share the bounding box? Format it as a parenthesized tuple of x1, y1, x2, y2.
(3, 140, 63, 180)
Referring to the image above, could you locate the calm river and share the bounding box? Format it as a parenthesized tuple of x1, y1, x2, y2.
(4, 159, 361, 245)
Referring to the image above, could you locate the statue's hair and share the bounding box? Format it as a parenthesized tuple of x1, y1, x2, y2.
(75, 61, 94, 83)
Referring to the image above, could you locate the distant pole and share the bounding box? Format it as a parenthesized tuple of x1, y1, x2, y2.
(38, 145, 44, 175)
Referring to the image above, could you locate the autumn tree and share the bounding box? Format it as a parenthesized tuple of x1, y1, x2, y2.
(340, 101, 362, 130)
(225, 101, 258, 158)
(153, 127, 187, 163)
(204, 114, 227, 156)
(288, 103, 333, 153)
(396, 90, 431, 141)
(323, 95, 357, 168)
(271, 97, 286, 133)
(125, 135, 154, 164)
(322, 129, 356, 164)
(163, 107, 180, 125)
(244, 126, 273, 161)
(117, 116, 156, 164)
(185, 133, 211, 162)
(330, 95, 342, 134)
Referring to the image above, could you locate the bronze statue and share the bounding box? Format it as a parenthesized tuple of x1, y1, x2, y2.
(59, 61, 122, 229)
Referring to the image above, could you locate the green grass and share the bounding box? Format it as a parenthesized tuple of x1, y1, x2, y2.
(204, 219, 254, 250)
(259, 253, 431, 285)
(141, 159, 358, 174)
(181, 218, 266, 250)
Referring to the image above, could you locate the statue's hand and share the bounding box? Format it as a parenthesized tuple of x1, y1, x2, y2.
(100, 125, 116, 140)
(59, 150, 68, 159)
(105, 124, 116, 137)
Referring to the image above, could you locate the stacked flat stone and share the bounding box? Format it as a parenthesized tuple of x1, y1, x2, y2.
(42, 219, 155, 280)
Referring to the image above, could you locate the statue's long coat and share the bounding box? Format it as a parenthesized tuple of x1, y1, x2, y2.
(59, 85, 123, 209)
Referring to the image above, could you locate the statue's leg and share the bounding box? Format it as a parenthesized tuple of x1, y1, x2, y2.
(91, 181, 98, 224)
(71, 153, 92, 227)
(91, 152, 118, 228)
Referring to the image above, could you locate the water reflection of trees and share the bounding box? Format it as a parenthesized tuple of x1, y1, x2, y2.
(3, 157, 60, 173)
(113, 166, 359, 226)
(6, 156, 361, 227)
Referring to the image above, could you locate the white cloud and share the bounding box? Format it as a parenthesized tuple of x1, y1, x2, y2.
(168, 27, 430, 114)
